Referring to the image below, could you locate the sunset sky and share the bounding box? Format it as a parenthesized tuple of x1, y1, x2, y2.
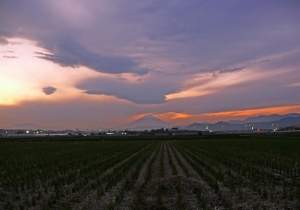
(1, 1, 300, 129)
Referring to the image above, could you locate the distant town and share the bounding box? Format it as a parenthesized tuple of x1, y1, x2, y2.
(0, 127, 204, 138)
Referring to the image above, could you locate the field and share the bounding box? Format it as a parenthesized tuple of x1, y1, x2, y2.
(0, 135, 300, 209)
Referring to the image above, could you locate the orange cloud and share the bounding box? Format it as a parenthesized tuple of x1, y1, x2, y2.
(155, 112, 192, 120)
(165, 68, 265, 100)
(147, 104, 300, 125)
(203, 104, 300, 120)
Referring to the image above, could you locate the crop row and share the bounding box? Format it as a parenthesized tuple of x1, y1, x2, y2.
(0, 141, 153, 209)
(172, 138, 300, 209)
(1, 137, 299, 209)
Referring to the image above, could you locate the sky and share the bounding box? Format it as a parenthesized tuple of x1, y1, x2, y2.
(1, 0, 300, 129)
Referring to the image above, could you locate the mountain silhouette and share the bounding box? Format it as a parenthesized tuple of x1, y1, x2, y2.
(227, 113, 300, 124)
(121, 115, 172, 130)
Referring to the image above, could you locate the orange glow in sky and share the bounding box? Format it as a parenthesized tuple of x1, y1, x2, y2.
(202, 104, 300, 121)
(165, 69, 269, 100)
(144, 104, 300, 125)
(0, 38, 104, 105)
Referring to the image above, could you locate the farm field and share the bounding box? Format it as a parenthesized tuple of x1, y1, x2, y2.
(0, 136, 300, 209)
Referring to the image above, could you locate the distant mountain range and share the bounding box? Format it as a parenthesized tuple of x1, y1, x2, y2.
(227, 113, 300, 124)
(185, 114, 300, 131)
(2, 113, 300, 132)
(124, 113, 300, 131)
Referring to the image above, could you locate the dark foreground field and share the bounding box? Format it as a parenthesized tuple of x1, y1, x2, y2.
(0, 135, 300, 209)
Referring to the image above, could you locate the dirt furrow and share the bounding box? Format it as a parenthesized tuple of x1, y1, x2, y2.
(160, 142, 179, 209)
(134, 142, 209, 210)
(151, 143, 163, 181)
(115, 144, 160, 210)
(170, 143, 220, 209)
(163, 142, 174, 178)
(167, 141, 184, 176)
(66, 145, 151, 210)
(180, 144, 284, 209)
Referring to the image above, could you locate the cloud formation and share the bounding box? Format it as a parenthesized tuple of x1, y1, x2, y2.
(1, 1, 300, 127)
(78, 73, 178, 104)
(35, 40, 150, 75)
(42, 86, 57, 95)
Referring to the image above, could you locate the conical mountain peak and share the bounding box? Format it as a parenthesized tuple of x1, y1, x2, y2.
(123, 115, 172, 130)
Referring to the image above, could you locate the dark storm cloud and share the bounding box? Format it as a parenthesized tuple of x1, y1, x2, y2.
(42, 86, 57, 95)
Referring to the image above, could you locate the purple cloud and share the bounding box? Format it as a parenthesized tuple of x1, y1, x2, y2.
(78, 74, 178, 104)
(35, 39, 149, 75)
(42, 86, 57, 95)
